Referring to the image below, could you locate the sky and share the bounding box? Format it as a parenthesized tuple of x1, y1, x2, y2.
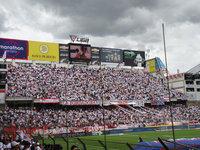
(0, 0, 200, 74)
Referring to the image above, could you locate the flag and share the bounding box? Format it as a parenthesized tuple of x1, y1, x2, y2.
(2, 51, 6, 62)
(18, 130, 32, 142)
(69, 35, 77, 42)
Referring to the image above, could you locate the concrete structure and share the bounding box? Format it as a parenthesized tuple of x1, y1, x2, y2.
(168, 64, 200, 102)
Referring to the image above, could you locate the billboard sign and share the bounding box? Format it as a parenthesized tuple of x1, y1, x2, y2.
(59, 44, 69, 63)
(101, 48, 122, 63)
(28, 41, 59, 62)
(91, 47, 100, 65)
(69, 43, 91, 62)
(0, 38, 28, 59)
(69, 35, 89, 43)
(123, 50, 145, 67)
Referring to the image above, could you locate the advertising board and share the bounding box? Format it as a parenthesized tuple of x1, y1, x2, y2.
(59, 44, 69, 63)
(123, 50, 145, 67)
(0, 38, 28, 59)
(28, 41, 59, 62)
(101, 48, 122, 63)
(91, 47, 100, 65)
(69, 43, 91, 62)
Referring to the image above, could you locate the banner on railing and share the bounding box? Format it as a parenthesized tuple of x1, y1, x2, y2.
(109, 100, 144, 106)
(40, 98, 59, 104)
(61, 101, 100, 105)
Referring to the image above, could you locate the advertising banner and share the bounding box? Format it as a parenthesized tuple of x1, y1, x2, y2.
(0, 90, 5, 104)
(109, 100, 144, 106)
(39, 98, 59, 104)
(59, 44, 69, 63)
(69, 43, 91, 62)
(0, 38, 28, 59)
(123, 50, 145, 67)
(91, 47, 100, 65)
(28, 41, 59, 62)
(149, 59, 156, 72)
(61, 101, 100, 105)
(101, 48, 122, 63)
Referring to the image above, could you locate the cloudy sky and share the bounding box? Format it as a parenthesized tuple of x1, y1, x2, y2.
(0, 0, 200, 74)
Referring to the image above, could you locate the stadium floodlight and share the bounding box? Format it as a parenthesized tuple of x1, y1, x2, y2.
(100, 63, 107, 150)
(145, 49, 150, 60)
(162, 23, 176, 147)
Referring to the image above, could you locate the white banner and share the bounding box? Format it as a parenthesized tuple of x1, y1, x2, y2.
(40, 98, 59, 104)
(0, 90, 5, 104)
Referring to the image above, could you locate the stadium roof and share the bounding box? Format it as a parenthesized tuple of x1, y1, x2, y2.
(186, 64, 200, 74)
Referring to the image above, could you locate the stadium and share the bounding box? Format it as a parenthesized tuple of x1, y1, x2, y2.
(0, 37, 200, 150)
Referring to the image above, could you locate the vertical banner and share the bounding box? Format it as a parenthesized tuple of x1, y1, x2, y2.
(149, 59, 156, 72)
(28, 41, 59, 62)
(59, 44, 69, 63)
(0, 38, 28, 59)
(91, 47, 100, 65)
(69, 43, 91, 62)
(123, 50, 145, 67)
(0, 90, 5, 104)
(101, 48, 122, 63)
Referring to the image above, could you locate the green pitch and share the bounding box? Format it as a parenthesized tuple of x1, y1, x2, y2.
(40, 128, 200, 150)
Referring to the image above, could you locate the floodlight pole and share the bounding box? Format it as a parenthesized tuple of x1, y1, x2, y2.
(100, 64, 107, 150)
(162, 23, 176, 146)
(65, 70, 69, 150)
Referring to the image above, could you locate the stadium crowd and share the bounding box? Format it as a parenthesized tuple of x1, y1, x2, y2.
(0, 104, 199, 132)
(0, 134, 62, 150)
(7, 64, 184, 102)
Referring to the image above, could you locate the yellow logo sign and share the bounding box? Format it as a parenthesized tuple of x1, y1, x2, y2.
(40, 45, 48, 54)
(28, 41, 59, 62)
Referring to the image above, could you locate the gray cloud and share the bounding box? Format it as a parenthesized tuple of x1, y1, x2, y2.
(0, 9, 11, 32)
(1, 0, 200, 73)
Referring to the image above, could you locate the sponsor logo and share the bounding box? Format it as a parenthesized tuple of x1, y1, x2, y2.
(40, 45, 48, 54)
(0, 45, 24, 51)
(92, 48, 99, 52)
(60, 45, 68, 50)
(124, 51, 135, 58)
(0, 40, 26, 58)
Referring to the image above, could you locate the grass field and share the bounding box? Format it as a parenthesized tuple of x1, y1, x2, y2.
(40, 128, 200, 150)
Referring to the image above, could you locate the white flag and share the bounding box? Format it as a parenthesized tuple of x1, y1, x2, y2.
(2, 51, 6, 62)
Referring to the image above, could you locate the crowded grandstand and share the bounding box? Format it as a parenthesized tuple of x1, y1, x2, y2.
(0, 37, 200, 149)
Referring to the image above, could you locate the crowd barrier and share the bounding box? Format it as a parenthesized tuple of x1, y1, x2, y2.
(108, 124, 200, 135)
(3, 124, 200, 138)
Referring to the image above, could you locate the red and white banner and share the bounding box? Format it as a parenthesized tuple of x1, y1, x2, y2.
(163, 98, 170, 101)
(62, 101, 100, 105)
(110, 100, 144, 106)
(40, 98, 59, 104)
(166, 73, 184, 80)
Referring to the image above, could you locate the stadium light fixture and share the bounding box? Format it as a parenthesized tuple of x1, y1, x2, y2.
(162, 23, 176, 147)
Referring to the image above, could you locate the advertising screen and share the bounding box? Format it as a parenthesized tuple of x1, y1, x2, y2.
(28, 41, 59, 62)
(91, 47, 100, 65)
(101, 48, 122, 63)
(0, 38, 28, 59)
(59, 44, 69, 63)
(69, 43, 91, 61)
(123, 50, 145, 67)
